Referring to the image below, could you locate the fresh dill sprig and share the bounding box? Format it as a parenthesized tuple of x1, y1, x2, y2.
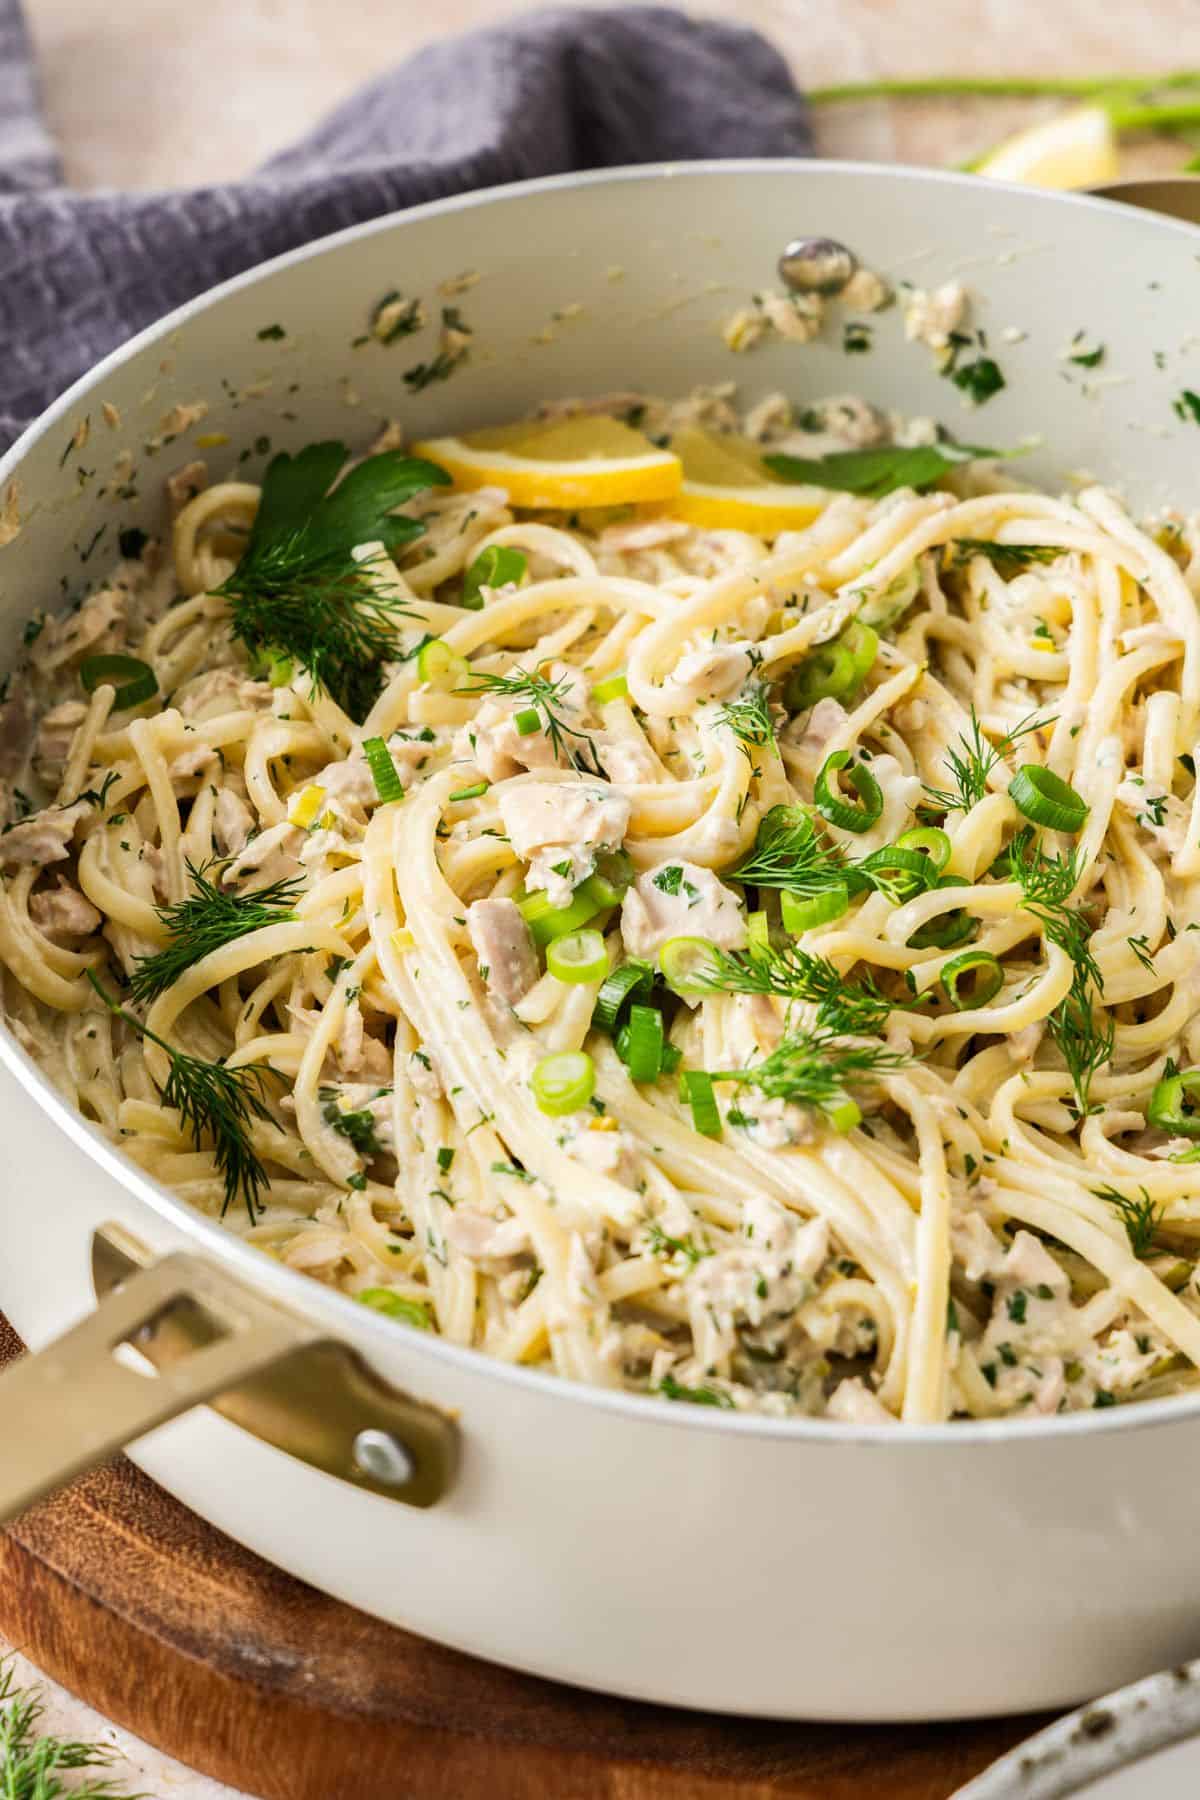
(696, 942, 897, 1035)
(1007, 828, 1111, 1112)
(728, 805, 920, 908)
(88, 971, 276, 1220)
(1127, 933, 1156, 973)
(0, 1658, 143, 1798)
(1093, 1184, 1163, 1258)
(714, 1029, 907, 1119)
(923, 706, 1055, 814)
(219, 441, 450, 720)
(460, 665, 604, 775)
(729, 805, 850, 895)
(716, 681, 776, 758)
(128, 859, 302, 1004)
(948, 539, 1062, 575)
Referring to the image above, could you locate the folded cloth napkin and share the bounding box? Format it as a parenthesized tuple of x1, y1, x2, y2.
(0, 1, 810, 451)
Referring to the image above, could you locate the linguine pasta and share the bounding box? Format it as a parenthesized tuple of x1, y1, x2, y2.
(5, 391, 1200, 1425)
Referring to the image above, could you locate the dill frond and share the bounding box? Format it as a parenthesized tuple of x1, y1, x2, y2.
(0, 1659, 143, 1798)
(948, 539, 1062, 575)
(460, 666, 604, 775)
(1007, 828, 1110, 1112)
(128, 859, 302, 1004)
(716, 681, 776, 757)
(714, 1029, 907, 1117)
(729, 805, 850, 895)
(1093, 1184, 1163, 1258)
(88, 972, 277, 1220)
(696, 941, 896, 1035)
(923, 706, 1054, 814)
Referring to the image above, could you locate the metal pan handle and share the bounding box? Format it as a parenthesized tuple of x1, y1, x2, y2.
(0, 1223, 457, 1522)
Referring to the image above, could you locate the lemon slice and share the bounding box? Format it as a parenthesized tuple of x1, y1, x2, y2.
(666, 427, 827, 535)
(411, 415, 683, 509)
(974, 104, 1118, 190)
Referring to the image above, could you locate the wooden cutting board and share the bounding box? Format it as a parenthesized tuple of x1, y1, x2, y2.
(0, 1316, 1041, 1800)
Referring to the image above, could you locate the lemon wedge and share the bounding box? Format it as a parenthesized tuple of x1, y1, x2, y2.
(666, 427, 827, 535)
(974, 104, 1118, 190)
(411, 415, 683, 509)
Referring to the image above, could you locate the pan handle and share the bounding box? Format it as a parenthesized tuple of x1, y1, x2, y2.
(0, 1224, 457, 1522)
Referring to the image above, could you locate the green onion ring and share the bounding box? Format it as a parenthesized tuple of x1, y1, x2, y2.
(814, 750, 883, 834)
(531, 1050, 596, 1116)
(1148, 1068, 1200, 1139)
(940, 948, 1003, 1010)
(781, 885, 850, 935)
(546, 929, 608, 985)
(79, 653, 157, 710)
(1008, 764, 1088, 833)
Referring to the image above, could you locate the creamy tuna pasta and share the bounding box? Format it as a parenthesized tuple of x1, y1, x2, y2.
(5, 383, 1200, 1425)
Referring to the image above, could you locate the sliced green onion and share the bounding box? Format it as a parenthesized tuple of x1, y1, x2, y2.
(783, 620, 878, 713)
(680, 1069, 722, 1138)
(462, 544, 526, 609)
(588, 849, 634, 907)
(361, 735, 404, 804)
(518, 883, 604, 946)
(895, 827, 951, 873)
(907, 874, 977, 950)
(660, 935, 719, 995)
(618, 1003, 665, 1083)
(1008, 765, 1088, 833)
(814, 750, 884, 834)
(822, 1094, 863, 1134)
(513, 706, 542, 737)
(747, 909, 770, 952)
(859, 843, 938, 902)
(79, 653, 157, 710)
(417, 637, 470, 691)
(590, 671, 629, 705)
(268, 654, 294, 688)
(449, 781, 490, 802)
(781, 885, 849, 934)
(356, 1288, 431, 1329)
(546, 928, 608, 985)
(940, 949, 1003, 1010)
(661, 1042, 682, 1075)
(531, 1050, 596, 1116)
(1148, 1068, 1200, 1139)
(592, 959, 654, 1033)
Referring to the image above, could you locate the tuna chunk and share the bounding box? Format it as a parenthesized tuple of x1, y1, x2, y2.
(33, 700, 86, 780)
(467, 897, 538, 1005)
(497, 780, 630, 907)
(0, 685, 33, 782)
(29, 879, 102, 942)
(670, 644, 754, 704)
(0, 799, 90, 866)
(621, 860, 746, 958)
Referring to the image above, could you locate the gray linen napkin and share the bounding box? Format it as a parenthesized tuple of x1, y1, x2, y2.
(0, 2, 810, 452)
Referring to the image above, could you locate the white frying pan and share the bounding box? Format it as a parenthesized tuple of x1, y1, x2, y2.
(0, 162, 1198, 1722)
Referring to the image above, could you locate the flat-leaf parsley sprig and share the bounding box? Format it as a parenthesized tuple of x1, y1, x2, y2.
(88, 971, 277, 1219)
(460, 665, 604, 775)
(219, 441, 450, 720)
(128, 859, 303, 1004)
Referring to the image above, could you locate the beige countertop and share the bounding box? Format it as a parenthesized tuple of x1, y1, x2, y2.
(9, 1, 1200, 1795)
